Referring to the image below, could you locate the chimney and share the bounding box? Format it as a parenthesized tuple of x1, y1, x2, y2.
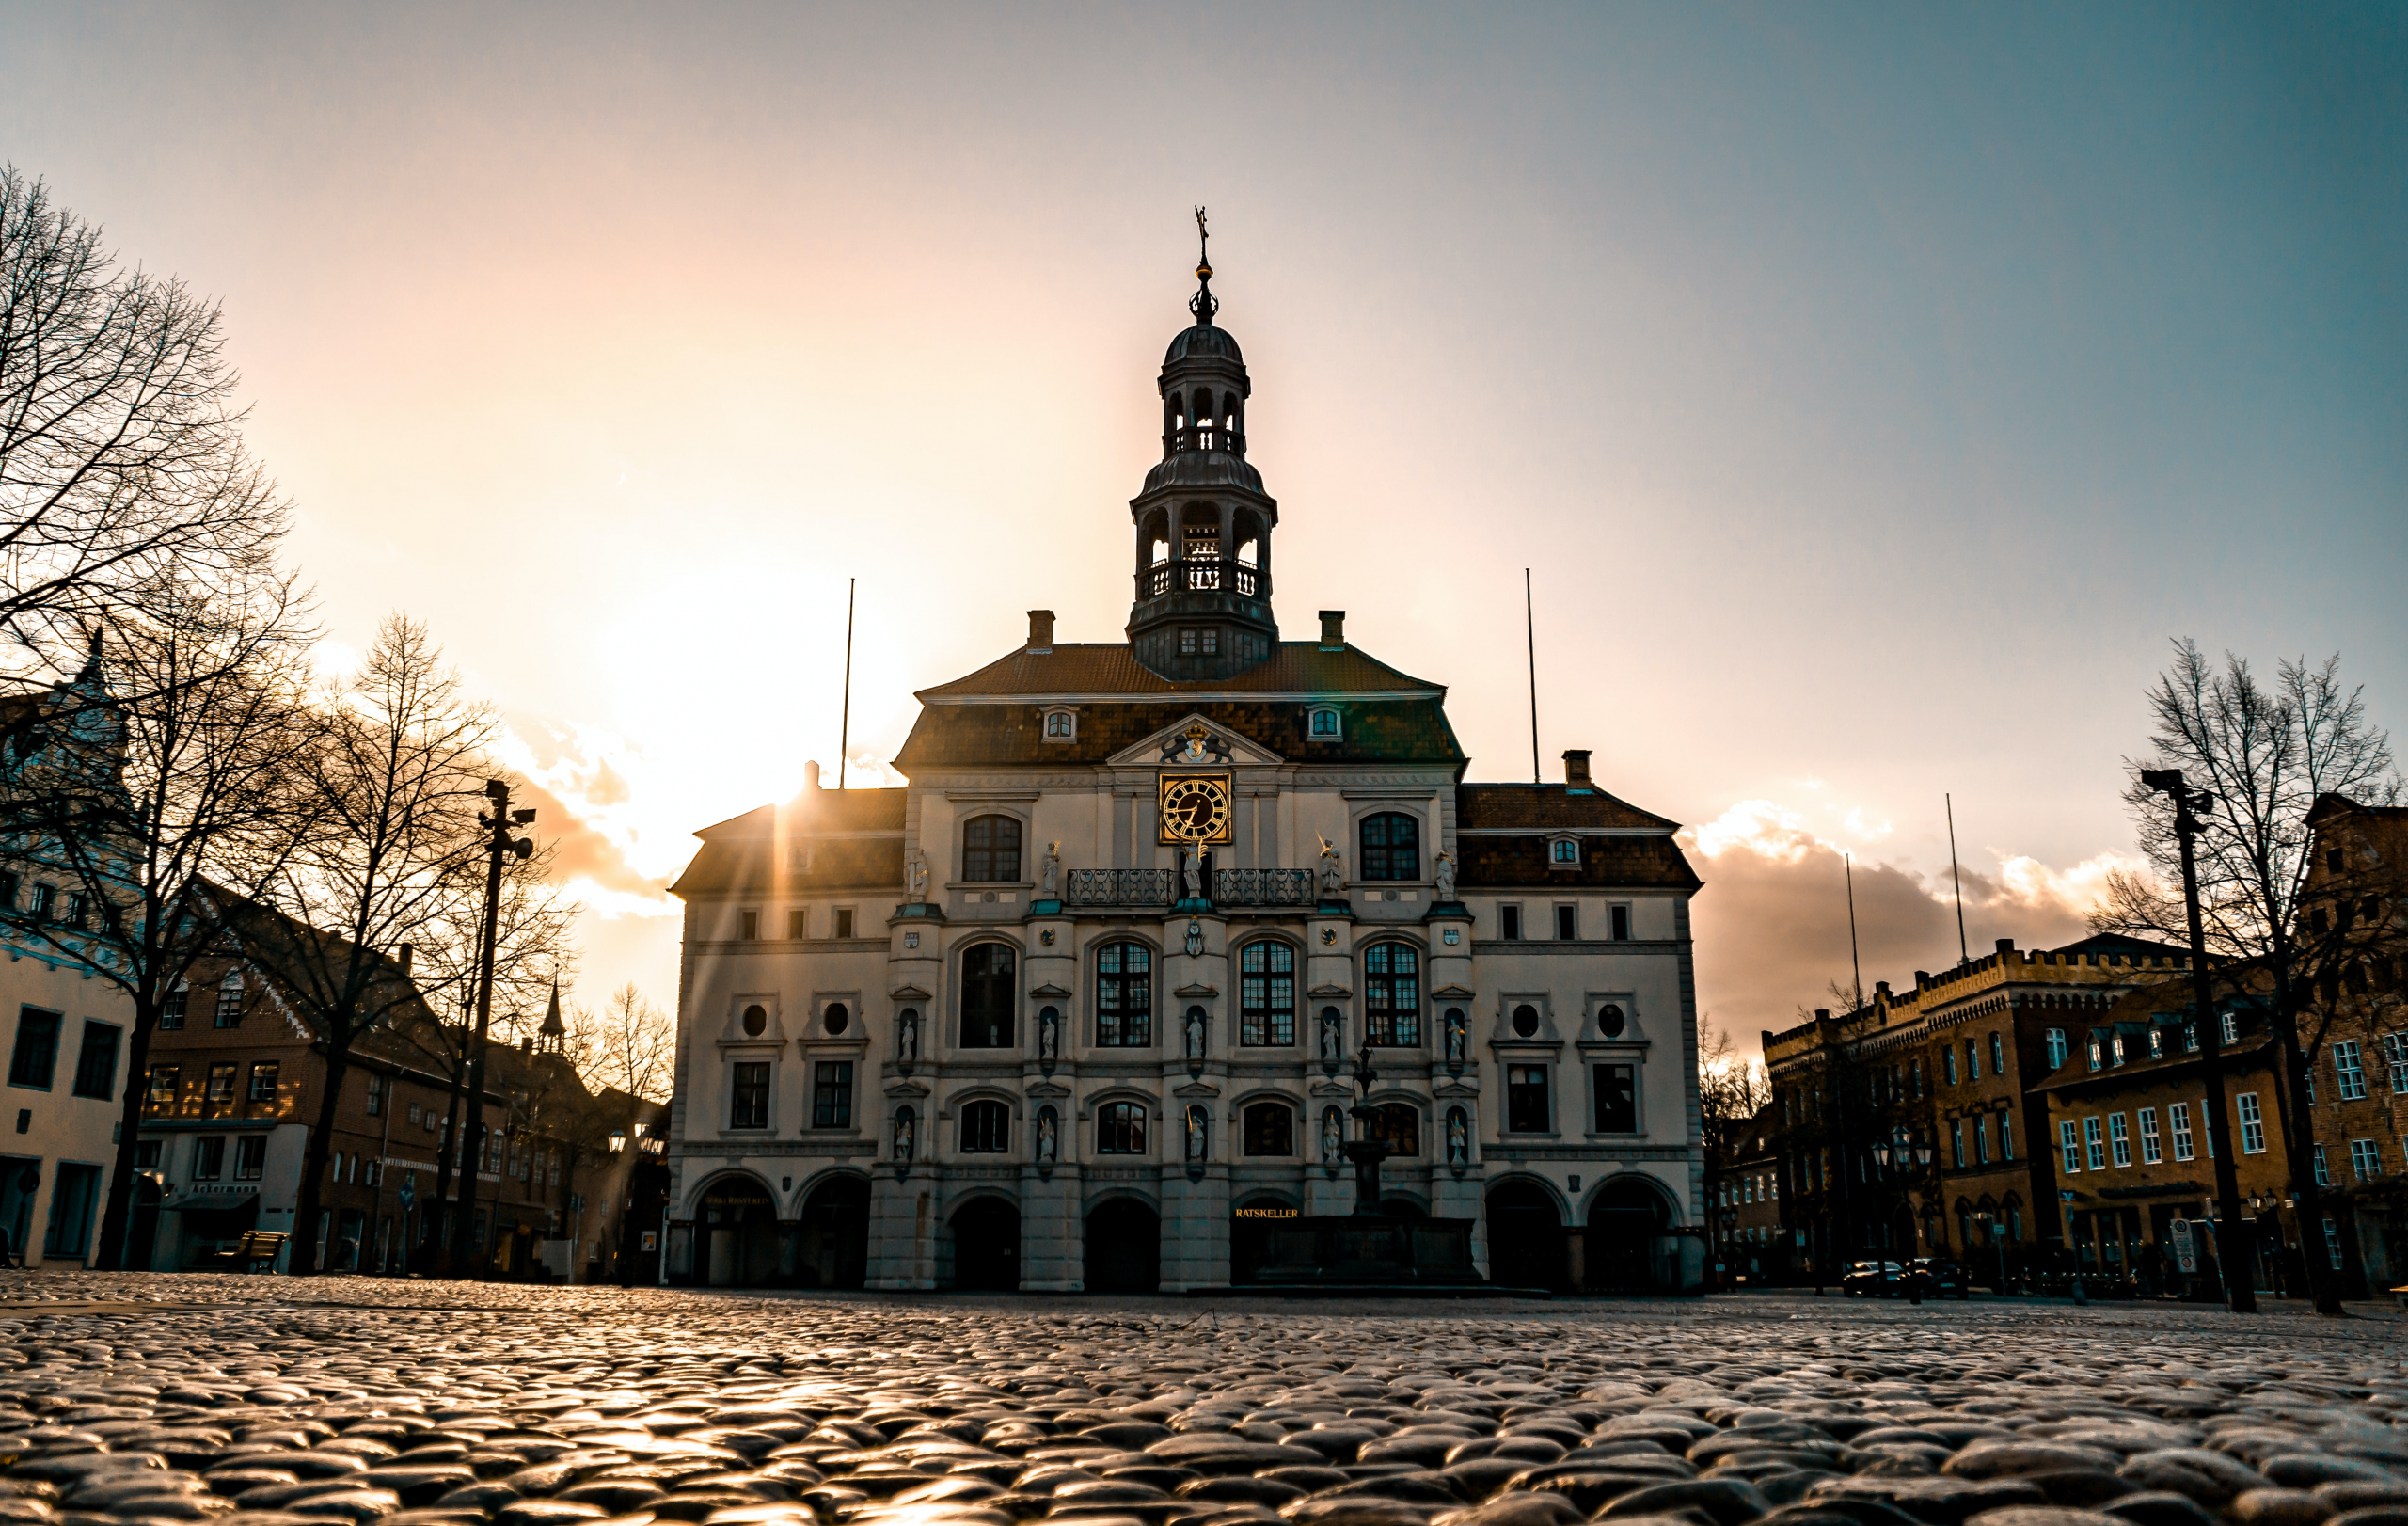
(1027, 610, 1054, 652)
(1562, 750, 1592, 790)
(1319, 610, 1345, 649)
(804, 759, 820, 793)
(398, 944, 414, 978)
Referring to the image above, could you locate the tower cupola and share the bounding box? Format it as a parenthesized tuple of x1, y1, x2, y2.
(1127, 210, 1280, 681)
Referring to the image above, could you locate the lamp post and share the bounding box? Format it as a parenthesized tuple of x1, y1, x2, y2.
(447, 778, 536, 1279)
(2139, 768, 2257, 1314)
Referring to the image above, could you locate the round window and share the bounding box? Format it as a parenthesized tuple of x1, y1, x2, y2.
(1597, 1003, 1625, 1039)
(825, 1003, 849, 1036)
(1512, 1003, 1539, 1038)
(741, 1004, 768, 1037)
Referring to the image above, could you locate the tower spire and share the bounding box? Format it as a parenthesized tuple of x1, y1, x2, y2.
(1189, 205, 1217, 326)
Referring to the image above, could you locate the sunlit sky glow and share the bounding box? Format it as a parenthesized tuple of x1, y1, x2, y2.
(6, 3, 2400, 1052)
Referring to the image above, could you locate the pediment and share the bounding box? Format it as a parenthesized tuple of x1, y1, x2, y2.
(890, 985, 932, 1002)
(1107, 713, 1286, 769)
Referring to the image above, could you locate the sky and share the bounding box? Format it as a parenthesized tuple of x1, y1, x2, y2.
(4, 2, 2400, 1055)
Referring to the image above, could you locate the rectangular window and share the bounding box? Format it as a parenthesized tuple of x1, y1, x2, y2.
(233, 1135, 267, 1181)
(214, 978, 244, 1027)
(65, 893, 87, 929)
(2001, 1108, 2014, 1161)
(812, 1061, 853, 1129)
(247, 1061, 279, 1104)
(833, 908, 856, 939)
(1239, 941, 1295, 1046)
(42, 1163, 99, 1258)
(729, 1062, 771, 1130)
(193, 1135, 226, 1180)
(1966, 1039, 1981, 1082)
(146, 1065, 180, 1109)
(1507, 1065, 1550, 1133)
(159, 986, 187, 1030)
(2335, 1040, 2368, 1100)
(740, 910, 759, 941)
(2087, 1036, 2103, 1072)
(1609, 904, 1631, 941)
(1952, 1120, 1965, 1168)
(1554, 905, 1576, 940)
(365, 1073, 383, 1117)
(1179, 628, 1197, 655)
(2060, 1120, 2082, 1172)
(70, 1023, 118, 1101)
(1593, 1063, 1636, 1132)
(2314, 1142, 2332, 1186)
(2238, 1092, 2266, 1153)
(29, 883, 53, 919)
(2109, 1112, 2131, 1168)
(2385, 1033, 2408, 1092)
(2171, 1101, 2195, 1161)
(0, 870, 15, 908)
(1096, 1100, 1146, 1154)
(2140, 1106, 2162, 1164)
(1974, 1116, 1989, 1164)
(134, 1140, 161, 1169)
(1096, 942, 1154, 1047)
(2326, 1216, 2346, 1269)
(2083, 1116, 2105, 1172)
(8, 1008, 61, 1089)
(2045, 1028, 2067, 1069)
(2148, 1026, 2164, 1059)
(1943, 1048, 1957, 1086)
(787, 909, 808, 940)
(2183, 1023, 2199, 1053)
(1990, 1032, 2005, 1075)
(1362, 943, 1420, 1046)
(2351, 1138, 2382, 1179)
(1499, 905, 1522, 941)
(2221, 1010, 2239, 1045)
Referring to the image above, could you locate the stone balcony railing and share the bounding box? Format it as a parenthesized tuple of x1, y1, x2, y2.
(1058, 867, 1318, 909)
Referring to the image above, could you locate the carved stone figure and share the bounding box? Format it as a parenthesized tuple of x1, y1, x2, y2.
(1434, 850, 1457, 902)
(1317, 835, 1345, 898)
(1320, 1009, 1342, 1067)
(1444, 1009, 1466, 1067)
(1322, 1107, 1342, 1164)
(1185, 1008, 1207, 1061)
(906, 849, 929, 903)
(1037, 1107, 1058, 1164)
(1186, 1105, 1207, 1161)
(1041, 842, 1061, 897)
(1182, 851, 1204, 900)
(1038, 1007, 1059, 1060)
(1447, 1107, 1469, 1167)
(895, 1108, 916, 1166)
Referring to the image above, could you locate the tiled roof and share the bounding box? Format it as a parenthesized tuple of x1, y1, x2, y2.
(915, 643, 1444, 700)
(896, 698, 1463, 769)
(1456, 783, 1680, 834)
(672, 789, 908, 898)
(1454, 833, 1701, 892)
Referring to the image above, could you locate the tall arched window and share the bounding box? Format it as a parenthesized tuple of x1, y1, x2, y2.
(1366, 1103, 1420, 1155)
(1363, 943, 1421, 1046)
(1359, 813, 1420, 882)
(962, 816, 1022, 882)
(1243, 1101, 1293, 1156)
(1096, 942, 1152, 1047)
(1097, 1101, 1148, 1154)
(959, 1099, 1011, 1153)
(960, 943, 1016, 1049)
(1239, 942, 1294, 1046)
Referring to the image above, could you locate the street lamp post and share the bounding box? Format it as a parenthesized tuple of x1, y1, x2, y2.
(2139, 768, 2257, 1315)
(447, 778, 535, 1279)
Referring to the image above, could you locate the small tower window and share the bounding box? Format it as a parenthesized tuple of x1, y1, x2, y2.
(1308, 707, 1340, 739)
(1043, 709, 1076, 740)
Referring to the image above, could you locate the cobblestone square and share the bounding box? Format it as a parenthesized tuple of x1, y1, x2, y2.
(9, 1276, 2408, 1526)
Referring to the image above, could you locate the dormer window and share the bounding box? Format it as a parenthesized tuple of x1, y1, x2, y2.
(1308, 707, 1341, 739)
(1043, 708, 1076, 741)
(1549, 836, 1580, 866)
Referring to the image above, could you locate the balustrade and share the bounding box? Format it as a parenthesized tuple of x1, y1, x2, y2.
(1139, 558, 1269, 601)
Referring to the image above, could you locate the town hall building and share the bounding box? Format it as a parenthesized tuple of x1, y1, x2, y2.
(664, 244, 1706, 1293)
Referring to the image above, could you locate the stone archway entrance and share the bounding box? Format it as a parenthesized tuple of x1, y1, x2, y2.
(1085, 1198, 1161, 1293)
(1228, 1196, 1296, 1285)
(1485, 1180, 1566, 1291)
(1584, 1174, 1673, 1292)
(952, 1197, 1021, 1291)
(699, 1177, 779, 1287)
(798, 1175, 869, 1289)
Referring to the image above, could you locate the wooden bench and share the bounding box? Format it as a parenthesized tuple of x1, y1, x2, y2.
(203, 1231, 288, 1273)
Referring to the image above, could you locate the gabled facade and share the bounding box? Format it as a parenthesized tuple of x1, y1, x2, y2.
(665, 252, 1707, 1293)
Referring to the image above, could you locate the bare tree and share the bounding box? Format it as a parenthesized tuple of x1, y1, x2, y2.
(2095, 640, 2403, 1316)
(0, 571, 315, 1267)
(237, 614, 515, 1275)
(566, 982, 673, 1104)
(1698, 1016, 1770, 1161)
(0, 167, 288, 663)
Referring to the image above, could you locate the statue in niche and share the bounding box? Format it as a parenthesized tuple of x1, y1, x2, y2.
(1185, 1008, 1208, 1061)
(1038, 1007, 1059, 1062)
(1322, 1107, 1343, 1164)
(896, 1009, 920, 1063)
(1447, 1107, 1469, 1168)
(1037, 1107, 1058, 1164)
(1182, 850, 1204, 901)
(1444, 1009, 1466, 1069)
(1041, 842, 1061, 898)
(1319, 1009, 1343, 1068)
(1316, 835, 1345, 898)
(905, 849, 929, 903)
(1186, 1106, 1208, 1161)
(1434, 850, 1457, 902)
(894, 1107, 916, 1166)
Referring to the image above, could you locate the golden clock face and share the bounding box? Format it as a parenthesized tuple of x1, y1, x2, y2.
(1159, 773, 1233, 844)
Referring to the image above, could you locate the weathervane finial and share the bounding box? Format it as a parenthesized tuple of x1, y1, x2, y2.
(1189, 205, 1218, 326)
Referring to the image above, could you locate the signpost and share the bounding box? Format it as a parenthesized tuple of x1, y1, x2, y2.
(2171, 1217, 2198, 1273)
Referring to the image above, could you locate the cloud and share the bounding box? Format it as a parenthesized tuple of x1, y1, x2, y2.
(1684, 800, 2146, 1059)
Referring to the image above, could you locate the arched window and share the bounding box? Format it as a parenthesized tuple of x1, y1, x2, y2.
(1044, 709, 1075, 740)
(1366, 1103, 1420, 1155)
(1243, 1101, 1293, 1156)
(960, 944, 1016, 1049)
(1363, 943, 1420, 1046)
(959, 1099, 1010, 1154)
(1096, 942, 1152, 1046)
(962, 816, 1022, 882)
(1359, 813, 1420, 882)
(1239, 942, 1294, 1046)
(1097, 1101, 1147, 1154)
(1308, 707, 1340, 739)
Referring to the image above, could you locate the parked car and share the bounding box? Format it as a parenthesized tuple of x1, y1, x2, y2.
(1842, 1260, 1906, 1296)
(1911, 1256, 1972, 1298)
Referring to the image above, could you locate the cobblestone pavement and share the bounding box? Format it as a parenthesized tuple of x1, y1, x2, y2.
(10, 1276, 2408, 1526)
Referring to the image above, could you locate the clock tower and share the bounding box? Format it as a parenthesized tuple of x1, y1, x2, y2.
(1126, 215, 1280, 681)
